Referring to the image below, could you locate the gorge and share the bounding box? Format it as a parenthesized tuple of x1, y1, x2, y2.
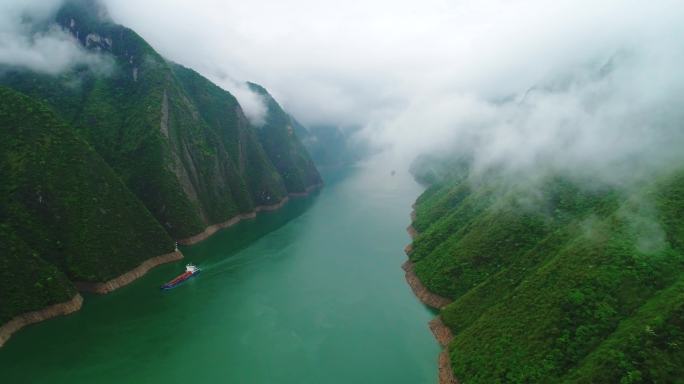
(2, 0, 684, 382)
(0, 164, 441, 384)
(0, 0, 320, 346)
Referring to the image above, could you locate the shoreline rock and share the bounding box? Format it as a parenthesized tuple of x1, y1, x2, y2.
(1, 251, 182, 347)
(402, 261, 453, 310)
(75, 250, 184, 294)
(177, 211, 259, 245)
(403, 204, 459, 384)
(178, 183, 323, 246)
(407, 224, 418, 240)
(429, 316, 454, 347)
(439, 351, 459, 384)
(0, 294, 83, 348)
(0, 183, 323, 347)
(288, 182, 323, 197)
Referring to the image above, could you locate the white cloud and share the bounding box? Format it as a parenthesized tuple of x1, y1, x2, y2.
(11, 0, 684, 182)
(223, 78, 268, 127)
(0, 0, 110, 75)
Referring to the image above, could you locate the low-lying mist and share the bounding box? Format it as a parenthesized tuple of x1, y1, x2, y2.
(0, 0, 111, 74)
(3, 0, 683, 188)
(99, 0, 684, 187)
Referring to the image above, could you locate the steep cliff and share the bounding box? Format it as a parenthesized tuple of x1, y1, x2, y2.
(247, 82, 322, 193)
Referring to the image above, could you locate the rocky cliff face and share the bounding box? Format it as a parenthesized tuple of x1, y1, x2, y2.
(248, 83, 323, 193)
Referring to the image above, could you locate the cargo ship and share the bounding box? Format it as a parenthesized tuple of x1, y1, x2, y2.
(161, 264, 200, 290)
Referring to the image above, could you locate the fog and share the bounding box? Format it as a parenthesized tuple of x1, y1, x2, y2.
(0, 0, 109, 74)
(101, 0, 684, 182)
(4, 0, 684, 183)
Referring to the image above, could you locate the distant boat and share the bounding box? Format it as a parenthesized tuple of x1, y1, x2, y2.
(161, 264, 200, 290)
(391, 170, 396, 176)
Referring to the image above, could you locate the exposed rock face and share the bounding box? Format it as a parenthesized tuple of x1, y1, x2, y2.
(178, 183, 323, 245)
(0, 294, 83, 347)
(406, 206, 418, 239)
(256, 197, 290, 212)
(430, 316, 458, 384)
(402, 261, 453, 309)
(407, 224, 418, 240)
(439, 351, 459, 384)
(178, 211, 259, 245)
(160, 90, 170, 138)
(403, 205, 459, 384)
(75, 251, 183, 294)
(287, 182, 324, 197)
(403, 207, 452, 309)
(429, 316, 454, 347)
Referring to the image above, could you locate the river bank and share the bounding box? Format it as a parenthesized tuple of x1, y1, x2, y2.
(0, 183, 323, 349)
(0, 250, 183, 348)
(401, 261, 452, 309)
(75, 251, 184, 294)
(403, 206, 459, 384)
(0, 294, 83, 348)
(178, 183, 323, 245)
(0, 165, 439, 383)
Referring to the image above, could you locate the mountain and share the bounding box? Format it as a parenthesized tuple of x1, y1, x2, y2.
(246, 83, 322, 192)
(0, 1, 320, 240)
(0, 86, 173, 325)
(0, 0, 321, 336)
(298, 124, 371, 169)
(407, 160, 684, 382)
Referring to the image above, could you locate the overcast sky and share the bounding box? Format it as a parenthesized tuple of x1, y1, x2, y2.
(3, 0, 684, 181)
(0, 0, 111, 74)
(107, 0, 684, 180)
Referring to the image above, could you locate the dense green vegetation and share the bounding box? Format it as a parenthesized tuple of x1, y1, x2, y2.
(0, 87, 173, 322)
(248, 83, 322, 192)
(0, 227, 76, 325)
(0, 0, 320, 324)
(171, 64, 289, 208)
(1, 0, 320, 239)
(410, 160, 684, 383)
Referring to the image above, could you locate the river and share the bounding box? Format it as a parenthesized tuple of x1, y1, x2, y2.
(0, 162, 439, 383)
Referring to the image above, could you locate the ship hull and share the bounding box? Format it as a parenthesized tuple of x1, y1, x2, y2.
(161, 270, 201, 290)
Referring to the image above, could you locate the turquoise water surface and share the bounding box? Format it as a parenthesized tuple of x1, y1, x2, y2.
(0, 162, 439, 383)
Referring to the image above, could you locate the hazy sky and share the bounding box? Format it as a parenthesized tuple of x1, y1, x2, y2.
(3, 0, 684, 181)
(0, 0, 110, 74)
(102, 0, 684, 176)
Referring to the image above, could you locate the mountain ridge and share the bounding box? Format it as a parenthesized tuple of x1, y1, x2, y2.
(0, 0, 322, 345)
(406, 158, 684, 383)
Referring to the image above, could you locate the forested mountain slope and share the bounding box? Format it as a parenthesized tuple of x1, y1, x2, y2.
(0, 0, 321, 240)
(0, 87, 173, 324)
(409, 161, 684, 383)
(0, 0, 321, 332)
(247, 82, 322, 192)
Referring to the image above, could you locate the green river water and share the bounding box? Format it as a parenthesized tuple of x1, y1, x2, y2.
(0, 162, 439, 383)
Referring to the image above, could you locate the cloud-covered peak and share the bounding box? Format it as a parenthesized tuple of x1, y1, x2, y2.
(0, 0, 112, 75)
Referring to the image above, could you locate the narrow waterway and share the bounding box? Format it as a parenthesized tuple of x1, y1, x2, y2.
(0, 162, 439, 383)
